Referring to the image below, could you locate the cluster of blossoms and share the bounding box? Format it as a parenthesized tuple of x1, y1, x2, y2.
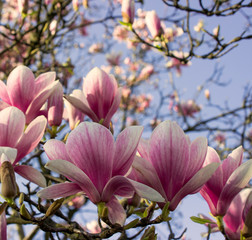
(172, 99, 201, 117)
(0, 62, 251, 239)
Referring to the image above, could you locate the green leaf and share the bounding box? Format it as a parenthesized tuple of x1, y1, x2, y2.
(190, 216, 215, 225)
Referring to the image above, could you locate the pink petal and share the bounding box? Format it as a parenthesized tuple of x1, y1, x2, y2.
(128, 179, 165, 202)
(15, 115, 47, 164)
(37, 182, 82, 199)
(25, 80, 59, 123)
(0, 102, 10, 111)
(66, 122, 114, 194)
(224, 189, 252, 232)
(0, 211, 7, 240)
(7, 65, 35, 112)
(131, 156, 166, 198)
(185, 137, 208, 181)
(170, 162, 219, 211)
(106, 196, 126, 226)
(0, 147, 17, 165)
(149, 120, 190, 199)
(45, 159, 100, 203)
(0, 107, 25, 147)
(217, 159, 252, 216)
(103, 87, 122, 128)
(221, 146, 243, 185)
(14, 165, 46, 187)
(44, 139, 72, 163)
(113, 126, 143, 176)
(64, 92, 99, 122)
(102, 176, 135, 201)
(0, 81, 11, 105)
(34, 71, 56, 96)
(137, 138, 150, 161)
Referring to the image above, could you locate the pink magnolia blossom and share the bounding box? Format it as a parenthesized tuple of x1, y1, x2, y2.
(145, 10, 162, 38)
(113, 25, 129, 41)
(121, 0, 135, 24)
(0, 107, 47, 187)
(37, 122, 164, 225)
(200, 146, 252, 216)
(129, 120, 219, 211)
(137, 65, 154, 81)
(200, 189, 252, 240)
(0, 65, 59, 123)
(174, 100, 201, 117)
(65, 67, 122, 128)
(224, 188, 252, 240)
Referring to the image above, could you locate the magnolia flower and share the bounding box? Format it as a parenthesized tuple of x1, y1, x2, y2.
(224, 188, 252, 239)
(0, 65, 59, 123)
(200, 189, 252, 240)
(174, 100, 201, 117)
(0, 107, 46, 187)
(121, 0, 135, 24)
(37, 122, 164, 225)
(145, 10, 162, 38)
(129, 120, 219, 211)
(200, 146, 252, 216)
(64, 67, 122, 128)
(137, 65, 154, 81)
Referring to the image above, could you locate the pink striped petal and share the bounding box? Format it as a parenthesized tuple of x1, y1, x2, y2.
(34, 71, 56, 96)
(128, 179, 165, 202)
(170, 162, 219, 211)
(106, 196, 126, 226)
(7, 65, 35, 112)
(113, 126, 143, 176)
(37, 182, 82, 199)
(25, 80, 58, 123)
(64, 92, 99, 122)
(185, 137, 208, 181)
(149, 120, 190, 198)
(137, 138, 150, 161)
(15, 115, 47, 163)
(217, 159, 252, 216)
(103, 87, 122, 128)
(0, 107, 25, 147)
(221, 146, 243, 185)
(66, 122, 114, 194)
(44, 139, 72, 163)
(131, 156, 166, 198)
(102, 176, 135, 201)
(45, 159, 100, 203)
(0, 81, 10, 105)
(14, 165, 46, 187)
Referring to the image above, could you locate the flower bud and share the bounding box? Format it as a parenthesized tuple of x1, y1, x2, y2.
(121, 0, 135, 24)
(48, 82, 64, 126)
(20, 203, 32, 220)
(45, 198, 64, 218)
(145, 10, 163, 38)
(0, 160, 17, 199)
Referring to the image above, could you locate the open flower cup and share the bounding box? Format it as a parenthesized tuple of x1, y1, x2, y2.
(37, 122, 164, 225)
(129, 120, 220, 211)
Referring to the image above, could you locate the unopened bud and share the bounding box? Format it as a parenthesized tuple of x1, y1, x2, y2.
(141, 226, 157, 240)
(124, 218, 139, 230)
(161, 201, 170, 221)
(242, 206, 252, 238)
(128, 193, 141, 207)
(19, 192, 25, 205)
(20, 203, 32, 220)
(83, 0, 89, 8)
(204, 89, 210, 100)
(45, 198, 64, 218)
(0, 161, 17, 199)
(121, 0, 135, 24)
(0, 202, 8, 215)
